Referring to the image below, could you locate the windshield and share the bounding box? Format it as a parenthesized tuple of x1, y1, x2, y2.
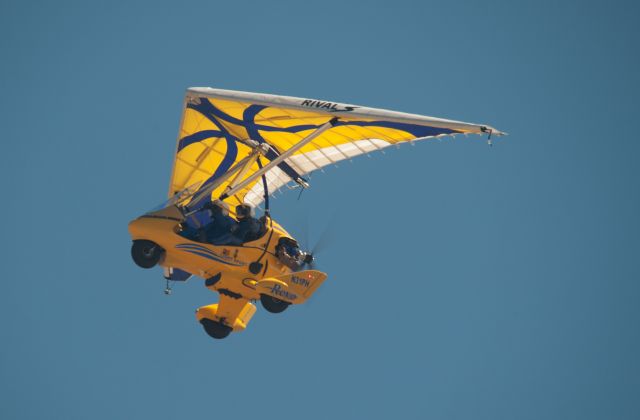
(147, 181, 202, 213)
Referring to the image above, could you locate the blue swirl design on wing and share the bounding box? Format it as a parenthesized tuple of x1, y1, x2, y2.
(178, 130, 224, 151)
(182, 100, 239, 208)
(178, 98, 461, 207)
(186, 99, 459, 137)
(242, 104, 305, 183)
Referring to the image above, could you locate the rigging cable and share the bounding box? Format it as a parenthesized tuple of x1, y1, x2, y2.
(251, 157, 274, 272)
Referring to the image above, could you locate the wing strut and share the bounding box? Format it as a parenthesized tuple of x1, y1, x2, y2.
(221, 144, 267, 198)
(186, 143, 267, 211)
(219, 118, 339, 201)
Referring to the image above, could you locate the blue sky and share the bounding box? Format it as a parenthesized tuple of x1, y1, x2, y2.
(1, 1, 639, 419)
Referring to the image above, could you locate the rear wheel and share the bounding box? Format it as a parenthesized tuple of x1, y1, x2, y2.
(260, 294, 291, 314)
(200, 319, 232, 339)
(131, 240, 164, 269)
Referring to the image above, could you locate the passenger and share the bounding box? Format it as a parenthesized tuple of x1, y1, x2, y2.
(231, 204, 264, 244)
(202, 200, 237, 244)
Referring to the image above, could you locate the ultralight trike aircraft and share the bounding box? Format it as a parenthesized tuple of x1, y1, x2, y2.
(128, 87, 505, 339)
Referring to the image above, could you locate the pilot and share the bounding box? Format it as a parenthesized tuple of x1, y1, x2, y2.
(202, 200, 237, 244)
(231, 203, 264, 244)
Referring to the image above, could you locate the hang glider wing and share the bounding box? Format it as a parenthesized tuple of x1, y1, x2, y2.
(168, 87, 505, 209)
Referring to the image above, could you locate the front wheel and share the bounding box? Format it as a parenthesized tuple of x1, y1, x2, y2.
(260, 294, 291, 314)
(200, 319, 232, 339)
(131, 240, 164, 269)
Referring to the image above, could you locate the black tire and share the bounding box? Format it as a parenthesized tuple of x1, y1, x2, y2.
(200, 319, 232, 339)
(260, 294, 291, 314)
(131, 240, 164, 269)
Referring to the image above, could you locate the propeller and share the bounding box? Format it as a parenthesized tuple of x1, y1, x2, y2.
(299, 212, 339, 271)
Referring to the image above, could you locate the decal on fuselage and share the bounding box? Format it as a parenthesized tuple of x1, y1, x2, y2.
(290, 275, 311, 288)
(270, 284, 298, 301)
(300, 99, 358, 113)
(175, 243, 247, 266)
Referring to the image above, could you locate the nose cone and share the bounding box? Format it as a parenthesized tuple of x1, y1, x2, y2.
(128, 217, 144, 238)
(128, 207, 182, 244)
(128, 216, 159, 241)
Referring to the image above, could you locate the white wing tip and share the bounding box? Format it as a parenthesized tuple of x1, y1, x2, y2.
(481, 126, 507, 137)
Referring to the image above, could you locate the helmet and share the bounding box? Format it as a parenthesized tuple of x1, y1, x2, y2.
(211, 200, 229, 216)
(235, 204, 255, 220)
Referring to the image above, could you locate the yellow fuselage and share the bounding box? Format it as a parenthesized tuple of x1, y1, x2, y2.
(127, 205, 296, 301)
(128, 205, 327, 338)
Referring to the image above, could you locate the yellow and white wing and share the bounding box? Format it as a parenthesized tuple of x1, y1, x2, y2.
(168, 87, 505, 209)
